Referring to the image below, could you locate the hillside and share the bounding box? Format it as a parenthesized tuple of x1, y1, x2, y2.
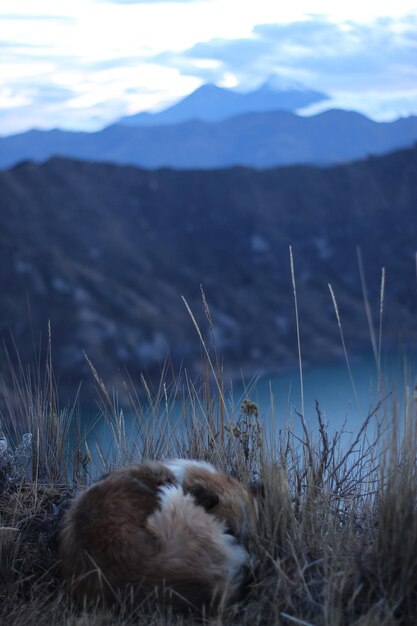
(1, 110, 417, 171)
(1, 147, 416, 401)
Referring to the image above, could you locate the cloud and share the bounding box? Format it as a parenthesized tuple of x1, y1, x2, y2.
(22, 84, 75, 103)
(95, 0, 203, 3)
(154, 15, 417, 95)
(0, 31, 200, 134)
(0, 14, 75, 22)
(0, 41, 49, 49)
(1, 7, 417, 133)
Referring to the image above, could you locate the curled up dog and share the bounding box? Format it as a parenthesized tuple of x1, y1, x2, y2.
(59, 459, 260, 611)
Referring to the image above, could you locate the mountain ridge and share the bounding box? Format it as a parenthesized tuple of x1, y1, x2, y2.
(1, 109, 417, 171)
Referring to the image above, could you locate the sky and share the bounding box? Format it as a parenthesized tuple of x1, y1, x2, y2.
(0, 0, 416, 135)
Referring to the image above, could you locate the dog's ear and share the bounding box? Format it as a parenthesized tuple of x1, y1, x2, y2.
(249, 481, 265, 499)
(189, 484, 220, 511)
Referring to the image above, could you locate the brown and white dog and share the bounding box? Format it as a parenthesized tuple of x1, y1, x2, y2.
(59, 459, 259, 610)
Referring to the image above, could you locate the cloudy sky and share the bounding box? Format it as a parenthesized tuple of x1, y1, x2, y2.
(1, 0, 416, 135)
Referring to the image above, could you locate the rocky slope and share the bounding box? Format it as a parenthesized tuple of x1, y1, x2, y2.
(1, 147, 416, 402)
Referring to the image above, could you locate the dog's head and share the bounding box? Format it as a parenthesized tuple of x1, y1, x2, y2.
(177, 462, 261, 542)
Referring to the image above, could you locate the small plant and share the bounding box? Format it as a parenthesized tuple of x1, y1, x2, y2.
(0, 432, 32, 489)
(224, 398, 263, 481)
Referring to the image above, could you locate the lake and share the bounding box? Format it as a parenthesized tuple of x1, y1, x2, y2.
(75, 349, 416, 470)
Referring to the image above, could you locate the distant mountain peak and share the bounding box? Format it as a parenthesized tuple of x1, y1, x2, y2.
(195, 82, 223, 92)
(255, 75, 308, 93)
(118, 79, 329, 127)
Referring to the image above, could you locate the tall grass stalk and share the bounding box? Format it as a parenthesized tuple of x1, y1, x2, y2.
(357, 246, 378, 369)
(328, 282, 361, 413)
(0, 327, 76, 483)
(181, 294, 226, 433)
(289, 246, 307, 441)
(377, 267, 386, 394)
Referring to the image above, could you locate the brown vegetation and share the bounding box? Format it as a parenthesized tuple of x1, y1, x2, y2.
(1, 345, 416, 626)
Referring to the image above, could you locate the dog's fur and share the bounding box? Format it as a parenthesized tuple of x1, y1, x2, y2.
(59, 460, 258, 610)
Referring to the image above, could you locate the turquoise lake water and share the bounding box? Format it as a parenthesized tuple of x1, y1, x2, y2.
(75, 349, 417, 470)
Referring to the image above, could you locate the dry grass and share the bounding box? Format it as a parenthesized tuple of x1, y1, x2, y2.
(0, 344, 416, 626)
(1, 269, 416, 624)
